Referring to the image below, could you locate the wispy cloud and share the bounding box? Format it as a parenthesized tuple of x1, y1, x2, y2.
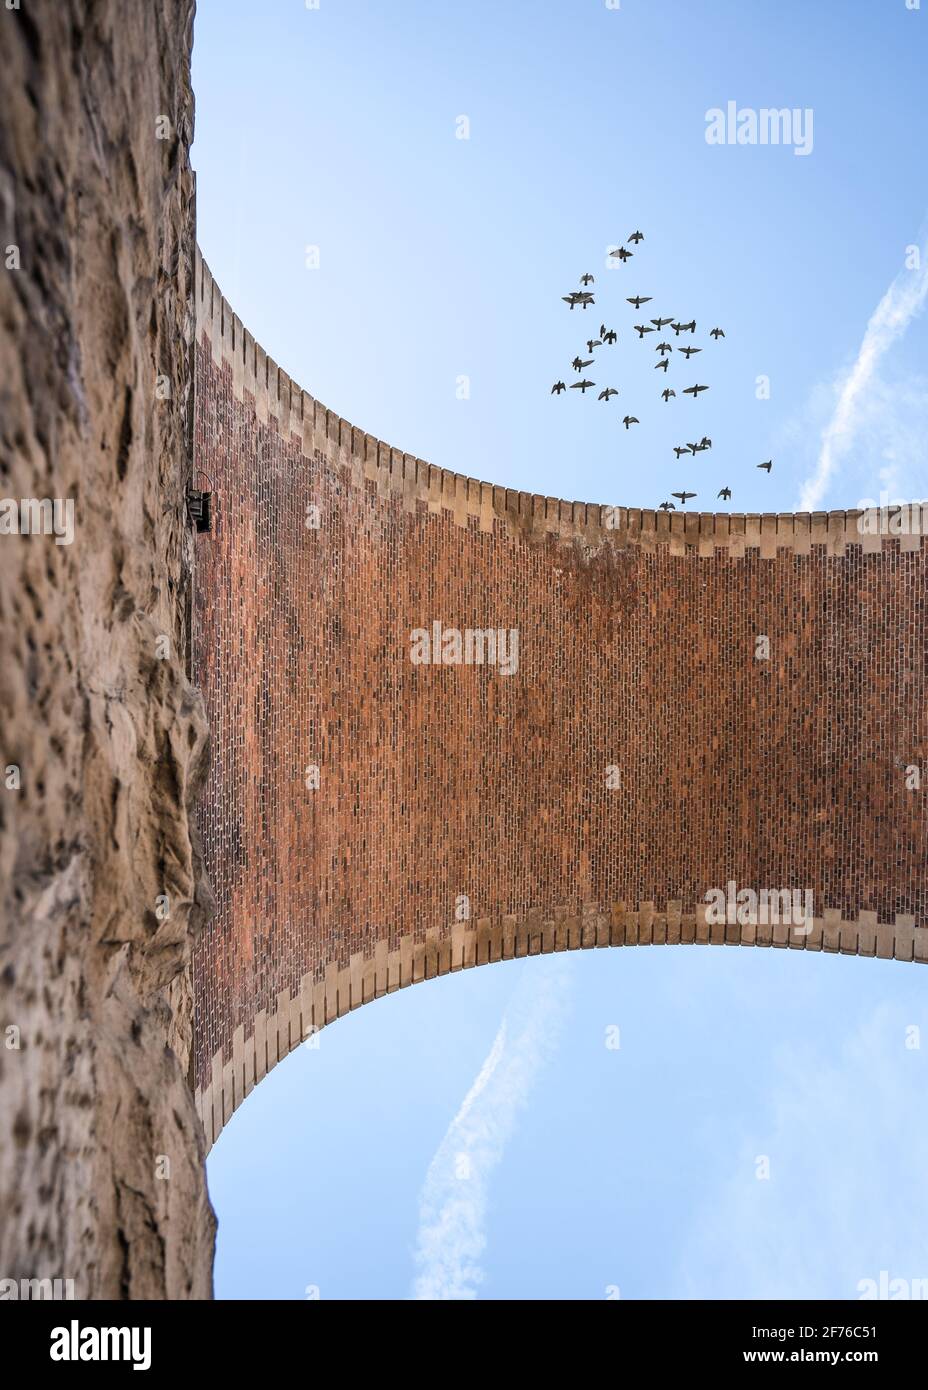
(411, 955, 571, 1300)
(799, 235, 928, 511)
(672, 1002, 928, 1300)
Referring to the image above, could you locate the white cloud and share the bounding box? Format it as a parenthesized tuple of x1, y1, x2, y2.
(411, 955, 571, 1300)
(672, 1002, 928, 1300)
(799, 238, 928, 511)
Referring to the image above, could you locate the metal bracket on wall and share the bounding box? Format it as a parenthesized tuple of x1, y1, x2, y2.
(187, 470, 214, 533)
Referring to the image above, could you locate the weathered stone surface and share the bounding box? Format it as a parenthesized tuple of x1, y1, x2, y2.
(0, 1, 214, 1297)
(3, 0, 927, 1299)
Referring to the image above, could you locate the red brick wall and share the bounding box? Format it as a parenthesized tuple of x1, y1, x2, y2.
(191, 252, 928, 1147)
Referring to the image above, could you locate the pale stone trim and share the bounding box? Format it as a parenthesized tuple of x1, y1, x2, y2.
(194, 250, 926, 561)
(194, 905, 927, 1152)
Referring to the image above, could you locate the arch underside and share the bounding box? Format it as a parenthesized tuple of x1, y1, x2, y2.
(190, 249, 928, 1153)
(195, 909, 925, 1151)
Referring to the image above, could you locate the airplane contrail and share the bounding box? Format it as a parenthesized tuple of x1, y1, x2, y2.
(799, 235, 928, 512)
(411, 956, 571, 1300)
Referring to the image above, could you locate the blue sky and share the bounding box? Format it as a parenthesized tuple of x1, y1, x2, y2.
(193, 0, 928, 1299)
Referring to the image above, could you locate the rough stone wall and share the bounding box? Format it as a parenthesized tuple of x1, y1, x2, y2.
(192, 255, 927, 1151)
(0, 2, 214, 1297)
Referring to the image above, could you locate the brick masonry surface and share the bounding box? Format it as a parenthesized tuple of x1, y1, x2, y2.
(191, 251, 928, 1149)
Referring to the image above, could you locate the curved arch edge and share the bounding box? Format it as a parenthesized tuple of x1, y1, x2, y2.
(195, 901, 927, 1153)
(193, 248, 921, 561)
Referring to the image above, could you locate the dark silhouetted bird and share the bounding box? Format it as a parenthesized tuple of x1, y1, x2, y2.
(587, 339, 602, 353)
(651, 317, 674, 330)
(563, 291, 594, 309)
(611, 246, 633, 262)
(659, 500, 675, 511)
(629, 230, 645, 244)
(699, 436, 712, 450)
(572, 356, 594, 372)
(662, 389, 676, 402)
(571, 379, 596, 393)
(710, 327, 726, 339)
(680, 346, 702, 359)
(603, 329, 617, 344)
(656, 342, 673, 356)
(686, 443, 700, 455)
(598, 387, 619, 402)
(683, 384, 709, 397)
(580, 273, 595, 286)
(673, 446, 688, 459)
(672, 491, 697, 504)
(623, 415, 639, 429)
(627, 296, 652, 308)
(718, 487, 732, 500)
(634, 324, 655, 338)
(655, 358, 670, 372)
(758, 459, 773, 472)
(551, 381, 566, 395)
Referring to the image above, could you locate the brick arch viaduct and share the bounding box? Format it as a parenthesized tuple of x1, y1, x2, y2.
(191, 250, 927, 1151)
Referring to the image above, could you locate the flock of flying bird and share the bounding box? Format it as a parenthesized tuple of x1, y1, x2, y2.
(552, 231, 773, 508)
